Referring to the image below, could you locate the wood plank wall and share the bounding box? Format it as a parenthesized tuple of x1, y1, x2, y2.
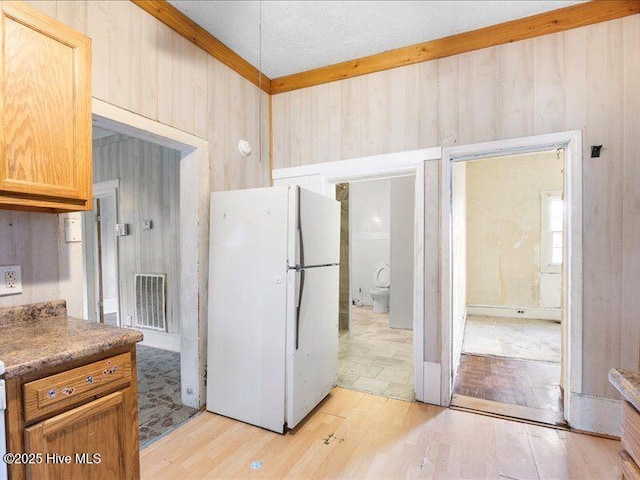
(93, 134, 181, 334)
(0, 211, 59, 307)
(0, 0, 270, 310)
(272, 16, 640, 399)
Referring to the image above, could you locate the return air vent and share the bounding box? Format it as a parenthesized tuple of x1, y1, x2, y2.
(135, 273, 167, 331)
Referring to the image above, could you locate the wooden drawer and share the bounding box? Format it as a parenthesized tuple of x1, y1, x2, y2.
(621, 450, 640, 480)
(23, 353, 132, 422)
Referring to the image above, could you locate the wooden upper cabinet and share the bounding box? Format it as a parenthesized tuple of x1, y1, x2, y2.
(0, 1, 92, 212)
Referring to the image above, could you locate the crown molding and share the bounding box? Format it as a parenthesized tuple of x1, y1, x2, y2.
(270, 0, 640, 94)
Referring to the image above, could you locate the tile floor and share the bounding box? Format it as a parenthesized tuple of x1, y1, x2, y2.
(338, 306, 414, 401)
(137, 345, 198, 446)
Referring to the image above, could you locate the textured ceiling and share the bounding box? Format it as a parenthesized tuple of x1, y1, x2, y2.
(168, 1, 585, 78)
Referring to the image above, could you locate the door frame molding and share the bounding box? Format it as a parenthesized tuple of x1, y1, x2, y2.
(440, 130, 583, 425)
(84, 179, 121, 326)
(273, 147, 442, 402)
(88, 98, 210, 409)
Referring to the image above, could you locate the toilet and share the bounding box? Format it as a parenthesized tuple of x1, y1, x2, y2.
(369, 263, 390, 313)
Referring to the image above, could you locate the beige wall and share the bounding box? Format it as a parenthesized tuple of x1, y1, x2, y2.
(272, 16, 640, 399)
(465, 151, 564, 309)
(93, 134, 182, 334)
(0, 1, 270, 309)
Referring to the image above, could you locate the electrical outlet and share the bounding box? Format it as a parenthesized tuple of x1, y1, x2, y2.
(5, 271, 16, 288)
(0, 265, 22, 296)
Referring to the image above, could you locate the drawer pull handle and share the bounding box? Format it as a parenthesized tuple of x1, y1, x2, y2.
(61, 387, 76, 396)
(86, 375, 94, 384)
(47, 389, 56, 399)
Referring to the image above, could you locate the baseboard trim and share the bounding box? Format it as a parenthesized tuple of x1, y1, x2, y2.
(135, 328, 181, 352)
(422, 361, 442, 406)
(467, 305, 561, 321)
(569, 392, 621, 437)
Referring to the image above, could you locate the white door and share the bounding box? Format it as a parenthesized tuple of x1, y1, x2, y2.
(286, 187, 340, 429)
(207, 187, 290, 433)
(296, 187, 341, 267)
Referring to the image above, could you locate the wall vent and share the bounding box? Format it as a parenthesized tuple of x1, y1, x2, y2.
(135, 273, 167, 331)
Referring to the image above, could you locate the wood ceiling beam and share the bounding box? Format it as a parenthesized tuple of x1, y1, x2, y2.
(131, 0, 272, 94)
(270, 0, 640, 94)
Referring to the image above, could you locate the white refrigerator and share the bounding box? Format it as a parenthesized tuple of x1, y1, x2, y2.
(207, 185, 340, 433)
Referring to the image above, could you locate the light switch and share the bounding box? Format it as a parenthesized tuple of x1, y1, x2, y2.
(143, 219, 153, 230)
(116, 224, 129, 236)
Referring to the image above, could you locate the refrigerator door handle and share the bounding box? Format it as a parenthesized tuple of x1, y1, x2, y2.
(295, 269, 305, 350)
(295, 186, 305, 351)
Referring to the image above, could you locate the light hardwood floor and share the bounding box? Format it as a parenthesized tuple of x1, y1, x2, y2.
(140, 387, 620, 479)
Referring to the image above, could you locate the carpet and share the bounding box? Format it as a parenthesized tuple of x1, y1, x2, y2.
(462, 315, 561, 363)
(136, 344, 198, 446)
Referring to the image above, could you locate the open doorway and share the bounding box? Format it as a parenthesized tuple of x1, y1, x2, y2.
(91, 181, 120, 327)
(86, 127, 198, 445)
(273, 147, 440, 403)
(336, 176, 415, 401)
(449, 149, 566, 426)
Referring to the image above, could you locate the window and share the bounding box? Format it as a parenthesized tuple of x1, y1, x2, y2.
(541, 190, 564, 273)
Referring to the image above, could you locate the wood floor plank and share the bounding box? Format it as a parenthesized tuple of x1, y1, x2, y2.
(140, 387, 620, 480)
(495, 417, 541, 480)
(527, 423, 570, 480)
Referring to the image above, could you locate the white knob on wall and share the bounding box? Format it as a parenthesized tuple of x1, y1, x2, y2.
(238, 139, 252, 156)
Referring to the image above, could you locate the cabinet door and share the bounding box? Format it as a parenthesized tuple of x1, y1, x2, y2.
(0, 1, 91, 209)
(24, 390, 139, 480)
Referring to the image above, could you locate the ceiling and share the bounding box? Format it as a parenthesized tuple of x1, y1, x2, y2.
(168, 1, 585, 79)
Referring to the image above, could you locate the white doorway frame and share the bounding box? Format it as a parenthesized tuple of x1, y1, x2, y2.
(84, 179, 121, 326)
(273, 147, 441, 402)
(87, 99, 210, 409)
(440, 131, 583, 426)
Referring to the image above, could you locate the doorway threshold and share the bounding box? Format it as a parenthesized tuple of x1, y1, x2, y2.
(450, 394, 568, 429)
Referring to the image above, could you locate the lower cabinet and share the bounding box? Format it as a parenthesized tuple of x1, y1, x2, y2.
(24, 390, 135, 480)
(5, 346, 140, 480)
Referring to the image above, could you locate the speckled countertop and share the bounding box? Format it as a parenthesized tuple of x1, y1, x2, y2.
(0, 300, 142, 379)
(609, 368, 640, 412)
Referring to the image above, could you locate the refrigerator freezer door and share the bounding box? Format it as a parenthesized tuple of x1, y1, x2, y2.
(290, 187, 341, 268)
(207, 187, 290, 434)
(286, 265, 339, 429)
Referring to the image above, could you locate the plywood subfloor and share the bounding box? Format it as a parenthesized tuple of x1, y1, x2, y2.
(453, 353, 564, 426)
(463, 315, 561, 363)
(140, 387, 620, 480)
(338, 306, 413, 401)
